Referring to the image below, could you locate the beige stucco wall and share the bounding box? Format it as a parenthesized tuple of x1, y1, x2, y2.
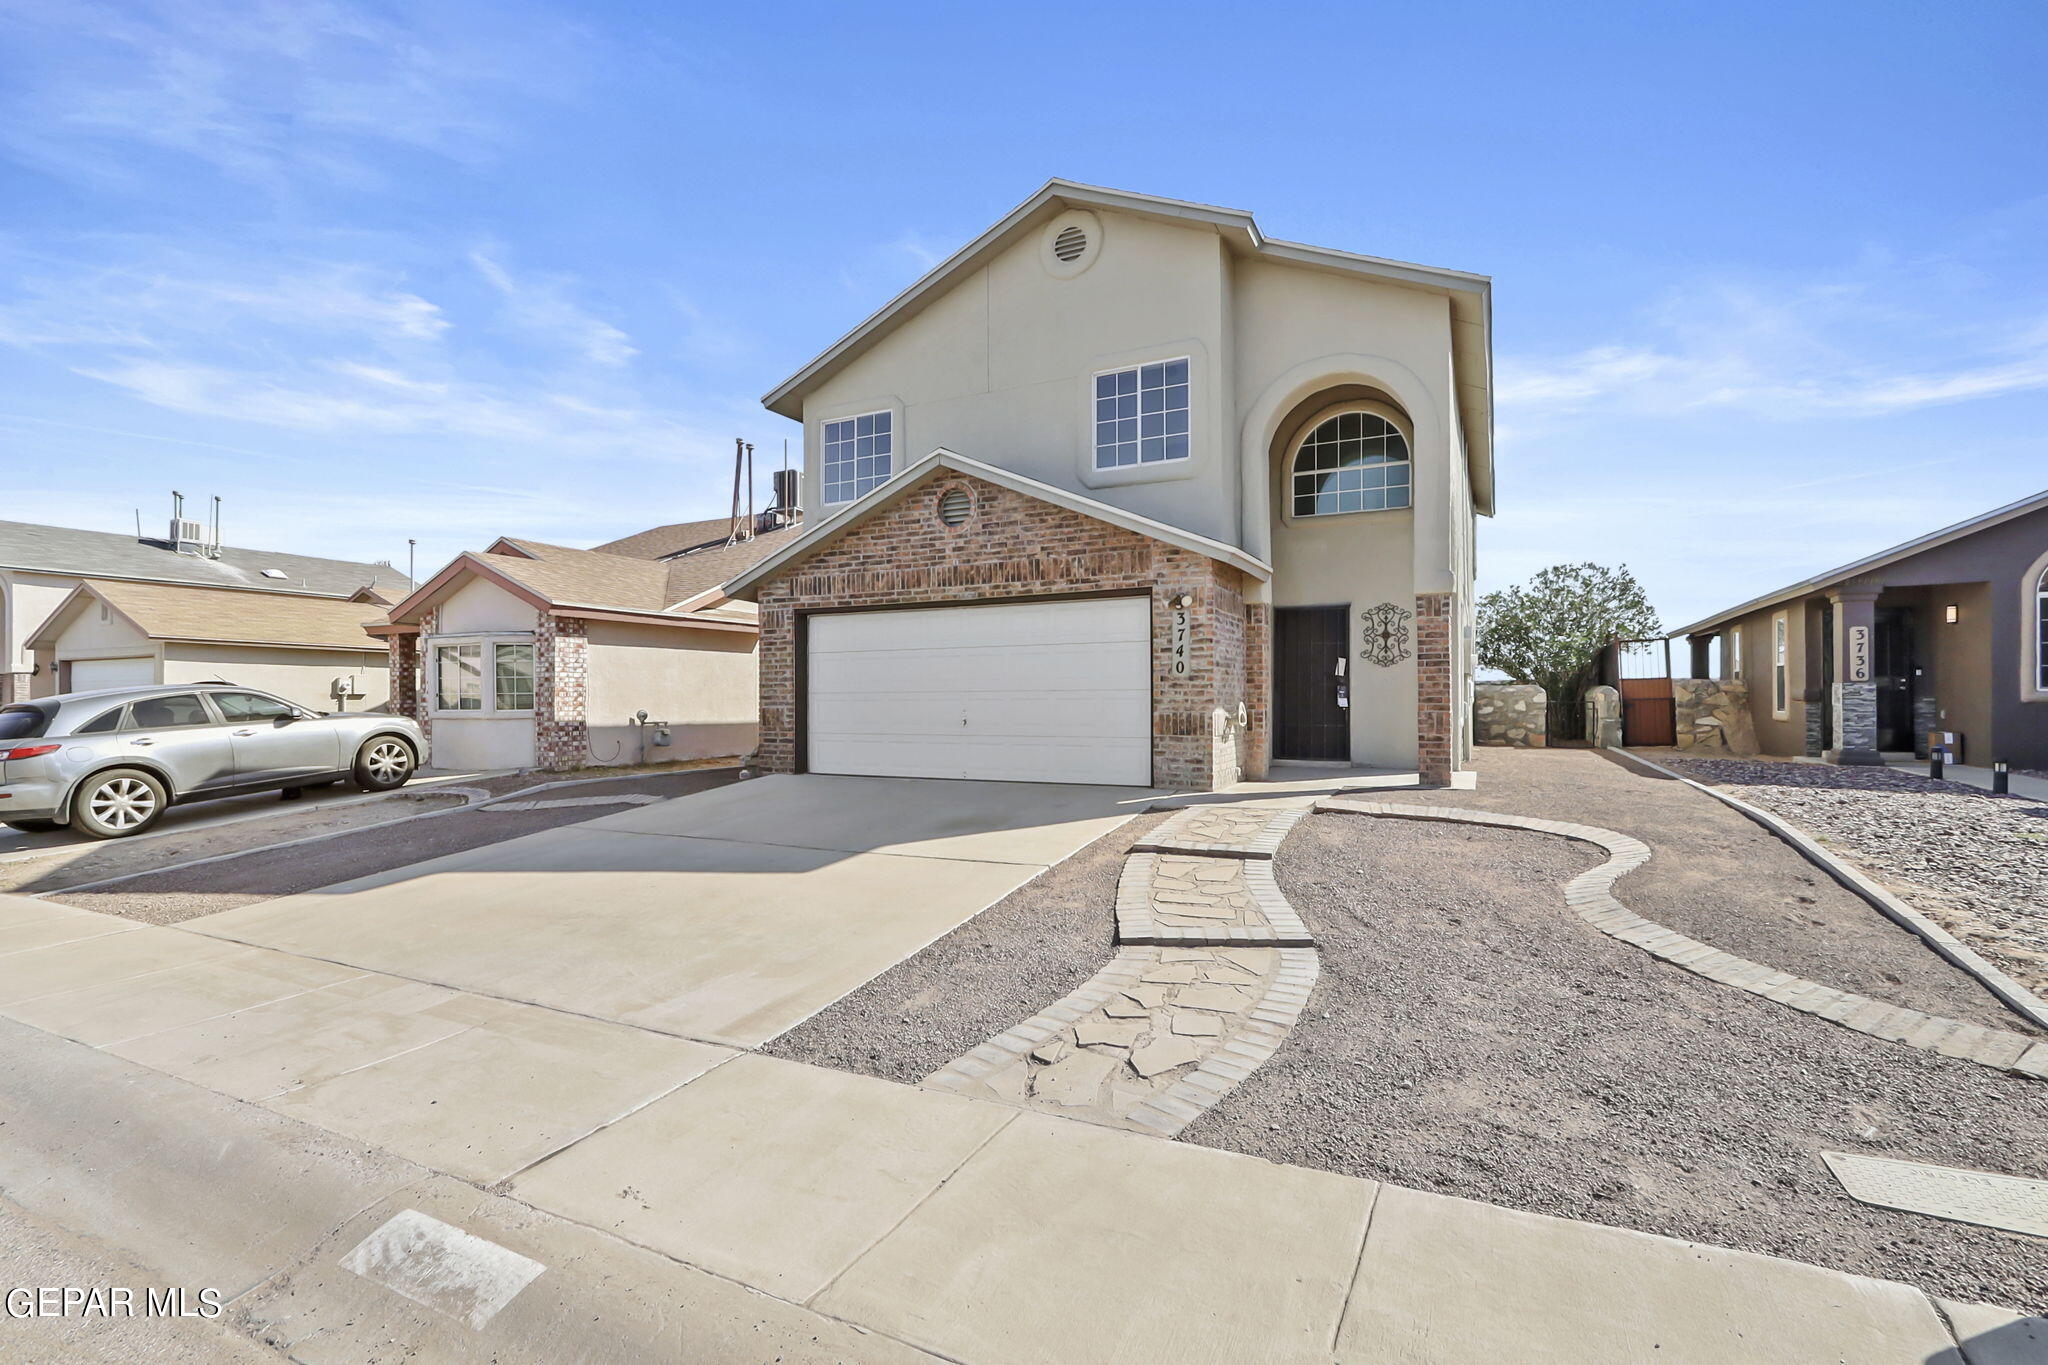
(5, 570, 83, 694)
(436, 576, 537, 635)
(1923, 582, 1992, 758)
(162, 643, 391, 714)
(583, 621, 759, 765)
(1721, 602, 1811, 757)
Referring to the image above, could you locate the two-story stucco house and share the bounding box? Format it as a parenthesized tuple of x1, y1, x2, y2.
(726, 181, 1494, 790)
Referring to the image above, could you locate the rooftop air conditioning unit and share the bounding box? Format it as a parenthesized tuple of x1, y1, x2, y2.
(170, 517, 207, 552)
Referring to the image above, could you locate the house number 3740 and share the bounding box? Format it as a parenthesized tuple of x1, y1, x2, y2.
(1169, 603, 1191, 677)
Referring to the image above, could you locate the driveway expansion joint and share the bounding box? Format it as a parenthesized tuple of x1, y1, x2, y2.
(1315, 797, 2047, 1080)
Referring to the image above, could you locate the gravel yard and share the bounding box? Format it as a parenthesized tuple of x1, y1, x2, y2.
(1660, 755, 2048, 1000)
(762, 811, 1167, 1083)
(1183, 810, 2048, 1310)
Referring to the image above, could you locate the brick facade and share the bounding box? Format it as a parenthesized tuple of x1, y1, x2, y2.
(0, 672, 27, 705)
(386, 611, 432, 755)
(534, 614, 589, 771)
(755, 471, 1263, 790)
(1414, 591, 1454, 785)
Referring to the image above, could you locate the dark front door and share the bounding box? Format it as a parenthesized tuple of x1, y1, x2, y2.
(1275, 605, 1349, 761)
(1873, 606, 1916, 751)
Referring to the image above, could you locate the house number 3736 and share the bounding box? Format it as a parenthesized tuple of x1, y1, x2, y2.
(1169, 604, 1191, 677)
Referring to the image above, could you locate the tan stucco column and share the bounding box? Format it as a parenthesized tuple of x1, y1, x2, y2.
(1827, 584, 1883, 765)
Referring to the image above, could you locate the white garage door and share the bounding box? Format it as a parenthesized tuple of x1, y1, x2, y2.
(67, 657, 155, 691)
(806, 597, 1151, 785)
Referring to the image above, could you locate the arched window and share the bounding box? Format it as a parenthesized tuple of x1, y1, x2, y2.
(2037, 562, 2048, 692)
(1291, 408, 1411, 517)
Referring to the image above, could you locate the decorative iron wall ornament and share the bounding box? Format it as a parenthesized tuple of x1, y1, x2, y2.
(1361, 602, 1412, 668)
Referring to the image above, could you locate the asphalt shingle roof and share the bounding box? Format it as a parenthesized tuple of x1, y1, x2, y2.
(0, 519, 411, 598)
(44, 580, 387, 651)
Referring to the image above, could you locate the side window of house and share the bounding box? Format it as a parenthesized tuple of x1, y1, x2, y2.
(1729, 630, 1743, 680)
(823, 411, 893, 504)
(1094, 360, 1189, 468)
(2037, 564, 2048, 691)
(436, 643, 483, 710)
(494, 643, 535, 711)
(1771, 614, 1789, 716)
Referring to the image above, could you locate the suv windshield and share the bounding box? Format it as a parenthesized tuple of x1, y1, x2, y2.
(0, 705, 51, 741)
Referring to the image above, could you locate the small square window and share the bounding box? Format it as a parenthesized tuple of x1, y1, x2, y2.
(1094, 360, 1191, 470)
(823, 410, 893, 503)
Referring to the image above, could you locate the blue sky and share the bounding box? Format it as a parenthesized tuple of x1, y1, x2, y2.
(2, 1, 2044, 627)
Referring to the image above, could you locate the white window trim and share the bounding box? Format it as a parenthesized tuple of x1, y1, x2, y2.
(1770, 611, 1790, 719)
(819, 406, 898, 507)
(1087, 355, 1193, 474)
(1077, 343, 1206, 490)
(1729, 627, 1743, 681)
(429, 633, 537, 719)
(1279, 399, 1415, 524)
(2024, 548, 2048, 703)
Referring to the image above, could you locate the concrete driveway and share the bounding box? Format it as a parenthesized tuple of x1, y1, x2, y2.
(180, 774, 1157, 1047)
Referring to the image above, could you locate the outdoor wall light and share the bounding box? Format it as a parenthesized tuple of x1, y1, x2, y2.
(1944, 603, 1960, 624)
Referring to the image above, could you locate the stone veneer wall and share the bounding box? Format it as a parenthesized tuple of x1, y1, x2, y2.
(755, 471, 1263, 790)
(1473, 682, 1546, 746)
(1671, 678, 1758, 755)
(534, 614, 589, 771)
(1414, 592, 1454, 784)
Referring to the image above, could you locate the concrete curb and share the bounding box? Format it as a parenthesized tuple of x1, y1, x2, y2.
(1315, 798, 2048, 1083)
(1607, 747, 2048, 1033)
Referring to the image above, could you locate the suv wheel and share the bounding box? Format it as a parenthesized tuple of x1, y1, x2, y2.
(354, 737, 415, 791)
(70, 769, 167, 840)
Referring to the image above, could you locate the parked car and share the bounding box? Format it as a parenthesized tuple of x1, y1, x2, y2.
(0, 684, 422, 839)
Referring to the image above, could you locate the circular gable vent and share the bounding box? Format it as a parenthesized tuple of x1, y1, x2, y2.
(937, 487, 973, 527)
(1051, 224, 1089, 263)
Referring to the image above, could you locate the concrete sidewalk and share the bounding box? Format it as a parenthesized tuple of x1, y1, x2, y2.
(0, 998, 2029, 1364)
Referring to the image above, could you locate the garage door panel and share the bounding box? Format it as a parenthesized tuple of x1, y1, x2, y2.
(806, 598, 1152, 786)
(809, 641, 1151, 695)
(67, 658, 156, 691)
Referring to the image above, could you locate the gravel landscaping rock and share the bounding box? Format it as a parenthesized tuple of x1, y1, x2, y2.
(1662, 756, 2048, 1001)
(1390, 749, 2037, 1035)
(1183, 811, 2048, 1311)
(762, 811, 1167, 1083)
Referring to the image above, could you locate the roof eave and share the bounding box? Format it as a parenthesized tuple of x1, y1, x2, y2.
(1674, 487, 2048, 636)
(723, 447, 1272, 601)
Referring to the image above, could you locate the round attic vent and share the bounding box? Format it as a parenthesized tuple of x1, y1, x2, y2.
(937, 487, 973, 527)
(1051, 224, 1089, 263)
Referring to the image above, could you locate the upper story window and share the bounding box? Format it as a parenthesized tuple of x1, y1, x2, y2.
(1292, 409, 1411, 516)
(1094, 359, 1189, 469)
(824, 411, 893, 505)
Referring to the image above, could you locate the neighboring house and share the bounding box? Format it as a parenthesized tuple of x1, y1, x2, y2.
(0, 509, 410, 704)
(376, 522, 798, 771)
(724, 179, 1494, 790)
(1676, 490, 2048, 769)
(26, 580, 391, 713)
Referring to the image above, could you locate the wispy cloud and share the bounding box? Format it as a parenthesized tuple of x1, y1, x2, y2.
(470, 248, 637, 367)
(0, 0, 584, 191)
(1500, 266, 2048, 431)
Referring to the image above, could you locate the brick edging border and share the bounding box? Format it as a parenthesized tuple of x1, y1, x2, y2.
(1315, 798, 2048, 1081)
(1605, 747, 2048, 1033)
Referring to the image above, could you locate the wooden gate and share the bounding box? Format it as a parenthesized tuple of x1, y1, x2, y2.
(1611, 637, 1676, 747)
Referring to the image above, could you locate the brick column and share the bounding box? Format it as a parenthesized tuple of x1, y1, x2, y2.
(1827, 585, 1882, 765)
(388, 633, 420, 717)
(534, 614, 589, 772)
(1415, 592, 1454, 786)
(1243, 601, 1271, 781)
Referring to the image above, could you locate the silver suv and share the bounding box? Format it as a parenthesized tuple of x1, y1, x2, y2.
(0, 685, 423, 840)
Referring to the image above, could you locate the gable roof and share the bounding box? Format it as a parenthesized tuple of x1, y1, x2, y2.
(590, 517, 736, 560)
(29, 579, 386, 653)
(384, 528, 803, 629)
(761, 178, 1494, 513)
(0, 519, 410, 598)
(1676, 487, 2048, 636)
(722, 448, 1271, 602)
